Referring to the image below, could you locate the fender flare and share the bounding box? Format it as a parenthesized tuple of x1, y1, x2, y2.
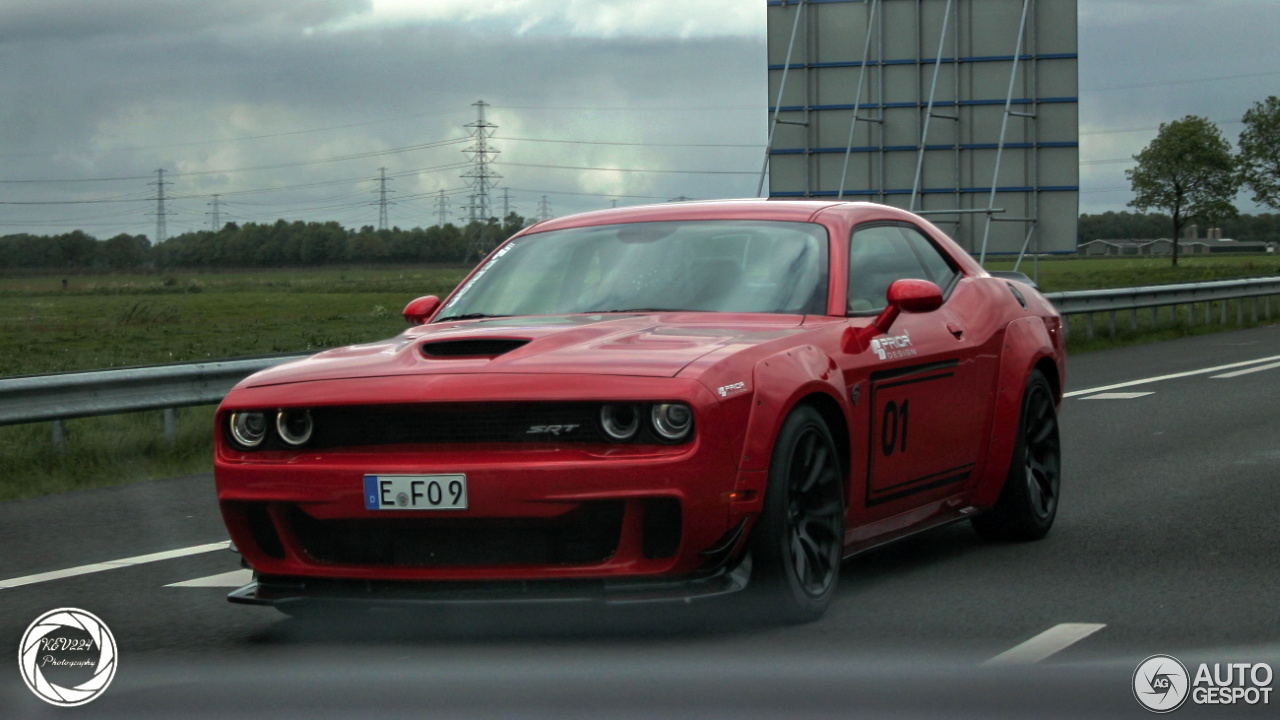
(971, 316, 1063, 508)
(738, 345, 850, 475)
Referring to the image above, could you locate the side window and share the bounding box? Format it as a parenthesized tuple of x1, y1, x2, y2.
(847, 225, 931, 314)
(898, 226, 959, 291)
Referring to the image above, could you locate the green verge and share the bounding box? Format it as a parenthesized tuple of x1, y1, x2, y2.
(0, 408, 216, 502)
(2, 257, 1279, 500)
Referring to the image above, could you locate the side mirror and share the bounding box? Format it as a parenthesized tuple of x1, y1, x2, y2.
(402, 295, 441, 326)
(842, 279, 943, 353)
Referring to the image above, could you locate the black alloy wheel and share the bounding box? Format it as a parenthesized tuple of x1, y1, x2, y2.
(751, 405, 845, 623)
(972, 370, 1061, 541)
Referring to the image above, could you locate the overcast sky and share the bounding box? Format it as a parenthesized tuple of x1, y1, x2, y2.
(1, 0, 1278, 240)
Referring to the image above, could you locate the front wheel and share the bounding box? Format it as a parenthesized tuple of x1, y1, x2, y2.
(749, 405, 845, 623)
(972, 369, 1061, 541)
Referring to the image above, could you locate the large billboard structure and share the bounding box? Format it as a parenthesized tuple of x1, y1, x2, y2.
(765, 0, 1078, 259)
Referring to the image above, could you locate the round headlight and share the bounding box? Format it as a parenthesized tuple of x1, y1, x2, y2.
(600, 404, 640, 441)
(650, 403, 693, 441)
(276, 409, 313, 447)
(229, 412, 267, 448)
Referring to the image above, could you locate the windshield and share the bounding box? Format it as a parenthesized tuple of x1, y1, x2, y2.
(437, 220, 829, 320)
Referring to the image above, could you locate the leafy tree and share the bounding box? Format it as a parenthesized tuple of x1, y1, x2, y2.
(103, 233, 150, 270)
(1239, 96, 1280, 210)
(1126, 115, 1240, 266)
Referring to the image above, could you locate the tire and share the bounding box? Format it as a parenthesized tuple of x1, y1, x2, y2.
(972, 369, 1061, 541)
(749, 405, 846, 623)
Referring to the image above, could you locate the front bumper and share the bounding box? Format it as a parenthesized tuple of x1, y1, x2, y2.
(228, 553, 752, 609)
(215, 374, 767, 585)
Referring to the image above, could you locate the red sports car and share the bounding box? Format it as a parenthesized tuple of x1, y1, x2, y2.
(214, 200, 1064, 622)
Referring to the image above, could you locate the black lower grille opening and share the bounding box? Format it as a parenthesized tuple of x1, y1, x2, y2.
(642, 497, 682, 559)
(245, 503, 285, 560)
(288, 502, 625, 567)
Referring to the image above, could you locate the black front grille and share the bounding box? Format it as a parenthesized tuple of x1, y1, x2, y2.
(308, 403, 607, 447)
(288, 502, 624, 567)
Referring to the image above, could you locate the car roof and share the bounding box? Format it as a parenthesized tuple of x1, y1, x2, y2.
(524, 199, 920, 234)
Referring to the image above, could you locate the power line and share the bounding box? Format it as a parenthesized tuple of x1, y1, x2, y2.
(0, 108, 472, 161)
(493, 136, 765, 149)
(502, 186, 672, 201)
(0, 137, 468, 184)
(1081, 69, 1280, 94)
(496, 161, 755, 176)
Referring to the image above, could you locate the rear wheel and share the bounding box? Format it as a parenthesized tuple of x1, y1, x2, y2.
(750, 405, 845, 623)
(972, 370, 1060, 541)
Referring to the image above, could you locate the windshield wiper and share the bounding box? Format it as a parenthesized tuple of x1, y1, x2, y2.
(434, 313, 509, 322)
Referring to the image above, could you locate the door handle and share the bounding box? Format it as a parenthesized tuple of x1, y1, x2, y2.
(946, 322, 964, 339)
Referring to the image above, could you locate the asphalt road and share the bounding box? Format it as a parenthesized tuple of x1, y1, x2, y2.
(3, 326, 1280, 718)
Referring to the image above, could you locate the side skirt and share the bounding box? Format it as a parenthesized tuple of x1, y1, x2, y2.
(841, 505, 979, 560)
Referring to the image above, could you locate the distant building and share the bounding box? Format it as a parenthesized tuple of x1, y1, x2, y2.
(1078, 229, 1275, 256)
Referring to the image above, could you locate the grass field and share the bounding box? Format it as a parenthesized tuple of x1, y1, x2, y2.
(2, 255, 1278, 501)
(0, 267, 469, 376)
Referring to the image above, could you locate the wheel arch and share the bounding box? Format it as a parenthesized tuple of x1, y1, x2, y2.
(971, 316, 1063, 508)
(796, 392, 852, 500)
(738, 345, 852, 476)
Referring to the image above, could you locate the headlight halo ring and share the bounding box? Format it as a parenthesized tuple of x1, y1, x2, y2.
(229, 411, 268, 448)
(649, 402, 693, 442)
(275, 409, 314, 447)
(599, 403, 641, 441)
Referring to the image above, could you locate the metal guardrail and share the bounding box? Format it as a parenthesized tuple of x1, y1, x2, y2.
(0, 355, 308, 446)
(1045, 276, 1280, 339)
(2, 275, 1279, 445)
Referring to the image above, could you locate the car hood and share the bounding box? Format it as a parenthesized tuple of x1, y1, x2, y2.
(242, 313, 808, 387)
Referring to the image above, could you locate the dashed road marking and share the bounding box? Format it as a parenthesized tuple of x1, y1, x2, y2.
(1065, 354, 1280, 398)
(166, 569, 252, 588)
(1211, 360, 1280, 379)
(983, 623, 1107, 666)
(0, 541, 230, 590)
(1081, 392, 1154, 400)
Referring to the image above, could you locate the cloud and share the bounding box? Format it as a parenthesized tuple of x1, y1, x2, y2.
(321, 0, 764, 38)
(0, 0, 371, 42)
(0, 8, 766, 237)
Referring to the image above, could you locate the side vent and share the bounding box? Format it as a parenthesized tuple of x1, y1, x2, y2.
(420, 338, 530, 358)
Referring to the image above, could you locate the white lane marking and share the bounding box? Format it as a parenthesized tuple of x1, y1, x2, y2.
(0, 541, 230, 590)
(1081, 392, 1154, 400)
(166, 569, 253, 588)
(1211, 360, 1280, 379)
(1064, 354, 1280, 398)
(983, 623, 1107, 666)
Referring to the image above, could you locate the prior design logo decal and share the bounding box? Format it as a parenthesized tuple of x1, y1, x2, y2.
(870, 330, 916, 361)
(717, 381, 747, 398)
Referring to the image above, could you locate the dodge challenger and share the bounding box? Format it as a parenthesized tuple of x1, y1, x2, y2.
(214, 199, 1064, 623)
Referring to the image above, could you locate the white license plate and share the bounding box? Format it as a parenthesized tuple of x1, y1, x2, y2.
(363, 474, 467, 511)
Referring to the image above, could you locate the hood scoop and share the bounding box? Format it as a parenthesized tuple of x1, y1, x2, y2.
(419, 338, 531, 359)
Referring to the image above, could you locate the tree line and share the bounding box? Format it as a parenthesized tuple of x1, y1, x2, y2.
(0, 215, 526, 272)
